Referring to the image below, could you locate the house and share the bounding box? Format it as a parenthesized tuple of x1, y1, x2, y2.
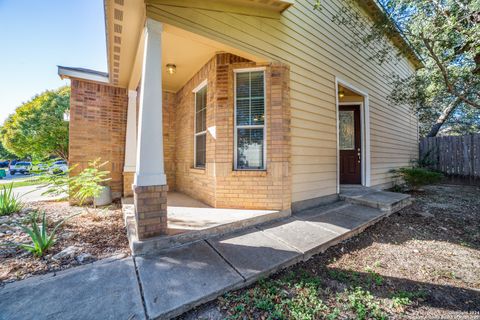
(58, 0, 421, 242)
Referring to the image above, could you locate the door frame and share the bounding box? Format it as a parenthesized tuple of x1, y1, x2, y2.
(335, 77, 371, 192)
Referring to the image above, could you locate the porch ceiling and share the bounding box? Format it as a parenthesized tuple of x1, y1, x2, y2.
(160, 25, 266, 92)
(104, 0, 283, 89)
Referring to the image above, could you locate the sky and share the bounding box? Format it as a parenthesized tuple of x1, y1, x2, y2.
(0, 0, 107, 125)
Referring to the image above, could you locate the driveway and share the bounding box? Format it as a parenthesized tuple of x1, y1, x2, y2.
(13, 185, 67, 202)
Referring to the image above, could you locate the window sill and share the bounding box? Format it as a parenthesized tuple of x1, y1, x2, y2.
(231, 170, 267, 177)
(190, 167, 206, 174)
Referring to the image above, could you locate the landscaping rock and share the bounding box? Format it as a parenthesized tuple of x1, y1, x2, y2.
(76, 253, 94, 264)
(418, 210, 434, 218)
(52, 246, 79, 261)
(60, 232, 74, 240)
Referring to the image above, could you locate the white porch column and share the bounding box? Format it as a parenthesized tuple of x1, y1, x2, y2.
(124, 90, 137, 173)
(134, 18, 166, 186)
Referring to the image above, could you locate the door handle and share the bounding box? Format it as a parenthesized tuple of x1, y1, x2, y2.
(357, 148, 361, 163)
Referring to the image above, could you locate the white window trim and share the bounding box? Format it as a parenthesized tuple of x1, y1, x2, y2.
(193, 80, 208, 169)
(234, 68, 267, 171)
(193, 79, 208, 93)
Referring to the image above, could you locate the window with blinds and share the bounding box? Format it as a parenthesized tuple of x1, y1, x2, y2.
(234, 69, 266, 170)
(194, 84, 207, 168)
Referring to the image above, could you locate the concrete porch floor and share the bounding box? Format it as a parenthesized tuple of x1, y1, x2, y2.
(122, 192, 290, 255)
(166, 192, 280, 231)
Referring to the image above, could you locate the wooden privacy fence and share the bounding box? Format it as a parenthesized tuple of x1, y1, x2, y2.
(419, 134, 480, 179)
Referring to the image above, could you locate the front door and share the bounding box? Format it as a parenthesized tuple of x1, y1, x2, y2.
(339, 105, 361, 184)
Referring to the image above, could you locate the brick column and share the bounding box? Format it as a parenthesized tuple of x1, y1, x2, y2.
(133, 18, 168, 239)
(133, 185, 168, 238)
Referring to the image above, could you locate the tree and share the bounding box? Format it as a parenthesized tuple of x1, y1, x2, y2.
(1, 87, 70, 160)
(315, 0, 480, 136)
(439, 103, 480, 135)
(0, 140, 16, 160)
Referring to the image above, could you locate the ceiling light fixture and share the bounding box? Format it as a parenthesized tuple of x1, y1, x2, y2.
(338, 88, 345, 98)
(166, 63, 176, 75)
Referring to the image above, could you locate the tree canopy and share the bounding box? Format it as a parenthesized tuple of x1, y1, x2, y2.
(315, 0, 480, 136)
(0, 140, 16, 160)
(1, 86, 70, 160)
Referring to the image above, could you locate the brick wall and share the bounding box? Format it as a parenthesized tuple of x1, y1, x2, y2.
(173, 53, 291, 210)
(163, 91, 176, 190)
(213, 61, 291, 210)
(174, 55, 218, 205)
(69, 79, 127, 199)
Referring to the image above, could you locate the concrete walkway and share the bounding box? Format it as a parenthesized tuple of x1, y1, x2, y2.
(0, 194, 409, 320)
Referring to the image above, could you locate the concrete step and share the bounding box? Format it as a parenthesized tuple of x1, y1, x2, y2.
(339, 187, 411, 214)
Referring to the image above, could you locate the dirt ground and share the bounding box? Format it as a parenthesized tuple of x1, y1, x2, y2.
(180, 184, 480, 320)
(0, 201, 129, 285)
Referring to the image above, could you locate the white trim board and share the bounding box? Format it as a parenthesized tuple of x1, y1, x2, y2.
(335, 77, 371, 192)
(58, 66, 109, 84)
(193, 80, 208, 169)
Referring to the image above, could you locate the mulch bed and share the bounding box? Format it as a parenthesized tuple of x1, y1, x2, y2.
(0, 201, 129, 285)
(179, 184, 480, 319)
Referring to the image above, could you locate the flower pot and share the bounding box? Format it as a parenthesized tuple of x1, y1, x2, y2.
(94, 186, 112, 207)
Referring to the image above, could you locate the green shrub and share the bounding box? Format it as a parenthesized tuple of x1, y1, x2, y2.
(0, 183, 23, 216)
(390, 167, 443, 191)
(41, 158, 110, 207)
(17, 211, 78, 257)
(70, 158, 110, 207)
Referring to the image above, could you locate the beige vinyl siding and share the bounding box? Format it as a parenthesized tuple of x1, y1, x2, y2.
(147, 0, 418, 202)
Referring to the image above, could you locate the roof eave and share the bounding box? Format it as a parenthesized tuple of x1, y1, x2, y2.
(57, 66, 110, 84)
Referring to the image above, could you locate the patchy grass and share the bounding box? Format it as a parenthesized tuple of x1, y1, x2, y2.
(179, 184, 480, 320)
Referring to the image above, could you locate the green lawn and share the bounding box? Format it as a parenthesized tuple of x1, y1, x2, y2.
(0, 177, 45, 189)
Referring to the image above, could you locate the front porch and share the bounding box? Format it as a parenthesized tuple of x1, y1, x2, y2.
(122, 191, 290, 255)
(122, 18, 291, 243)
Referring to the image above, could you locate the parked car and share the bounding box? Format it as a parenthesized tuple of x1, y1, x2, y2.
(9, 161, 33, 175)
(49, 160, 68, 174)
(35, 163, 49, 172)
(0, 161, 9, 168)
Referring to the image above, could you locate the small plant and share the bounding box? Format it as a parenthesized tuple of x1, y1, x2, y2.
(41, 158, 110, 208)
(364, 267, 384, 286)
(390, 167, 443, 191)
(417, 148, 438, 168)
(17, 211, 78, 257)
(0, 183, 23, 216)
(346, 287, 387, 320)
(39, 165, 72, 197)
(391, 290, 427, 310)
(70, 159, 110, 207)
